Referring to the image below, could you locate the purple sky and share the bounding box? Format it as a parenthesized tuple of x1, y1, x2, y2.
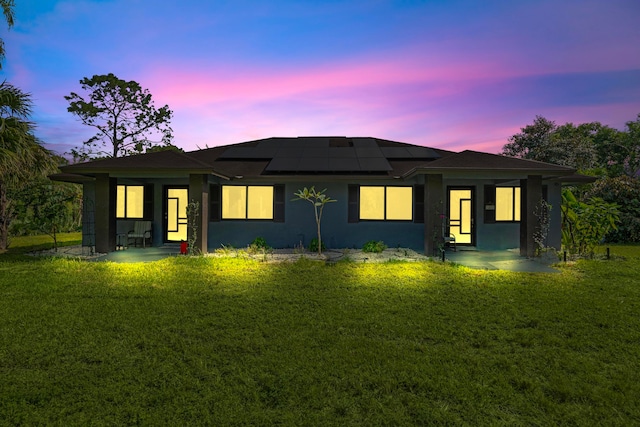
(2, 0, 639, 156)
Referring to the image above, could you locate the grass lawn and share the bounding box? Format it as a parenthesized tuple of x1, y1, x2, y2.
(1, 236, 639, 425)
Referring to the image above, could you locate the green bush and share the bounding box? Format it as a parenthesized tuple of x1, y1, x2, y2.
(362, 240, 387, 253)
(585, 176, 640, 243)
(308, 238, 325, 253)
(248, 237, 271, 254)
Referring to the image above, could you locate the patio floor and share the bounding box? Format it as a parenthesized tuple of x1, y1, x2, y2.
(444, 248, 560, 273)
(93, 245, 182, 263)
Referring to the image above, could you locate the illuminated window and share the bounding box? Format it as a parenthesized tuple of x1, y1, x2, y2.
(359, 186, 412, 221)
(495, 187, 521, 221)
(222, 186, 274, 219)
(116, 185, 144, 219)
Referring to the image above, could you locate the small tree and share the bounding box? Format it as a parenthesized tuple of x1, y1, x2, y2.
(27, 181, 81, 251)
(65, 73, 173, 159)
(292, 187, 336, 255)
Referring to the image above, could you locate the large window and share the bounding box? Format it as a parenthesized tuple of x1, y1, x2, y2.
(222, 185, 274, 219)
(359, 186, 413, 221)
(117, 185, 144, 219)
(495, 187, 521, 221)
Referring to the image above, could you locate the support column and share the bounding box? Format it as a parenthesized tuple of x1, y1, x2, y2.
(189, 174, 209, 254)
(520, 175, 542, 257)
(94, 174, 116, 253)
(424, 174, 444, 256)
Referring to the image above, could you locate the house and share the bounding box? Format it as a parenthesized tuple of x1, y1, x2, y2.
(53, 136, 584, 256)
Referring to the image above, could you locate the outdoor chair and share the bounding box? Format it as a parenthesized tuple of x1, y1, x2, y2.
(442, 222, 456, 252)
(128, 221, 152, 248)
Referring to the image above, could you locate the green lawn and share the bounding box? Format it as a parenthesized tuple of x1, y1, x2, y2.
(1, 237, 640, 425)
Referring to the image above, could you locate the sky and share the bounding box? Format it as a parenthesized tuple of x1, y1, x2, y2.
(1, 0, 639, 156)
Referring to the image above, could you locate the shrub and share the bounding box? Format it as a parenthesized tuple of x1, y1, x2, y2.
(585, 176, 640, 243)
(561, 189, 620, 256)
(308, 238, 325, 253)
(248, 237, 271, 255)
(362, 240, 387, 253)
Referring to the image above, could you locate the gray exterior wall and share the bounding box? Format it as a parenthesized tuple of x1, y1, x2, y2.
(87, 174, 564, 253)
(208, 180, 425, 251)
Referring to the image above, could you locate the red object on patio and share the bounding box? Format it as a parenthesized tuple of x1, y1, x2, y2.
(180, 241, 188, 255)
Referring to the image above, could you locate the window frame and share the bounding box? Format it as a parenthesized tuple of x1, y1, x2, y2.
(494, 186, 521, 222)
(220, 185, 276, 221)
(357, 185, 413, 221)
(116, 184, 145, 219)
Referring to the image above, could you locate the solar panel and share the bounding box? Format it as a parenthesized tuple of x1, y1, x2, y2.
(219, 136, 432, 173)
(265, 157, 300, 171)
(355, 147, 384, 158)
(329, 158, 360, 170)
(328, 147, 357, 158)
(275, 146, 306, 157)
(380, 147, 412, 158)
(298, 157, 330, 171)
(351, 138, 378, 148)
(406, 146, 439, 158)
(358, 157, 392, 171)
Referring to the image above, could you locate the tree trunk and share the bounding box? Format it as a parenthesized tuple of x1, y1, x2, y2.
(0, 182, 8, 250)
(315, 205, 322, 255)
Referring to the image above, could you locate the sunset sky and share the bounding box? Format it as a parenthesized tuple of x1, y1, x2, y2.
(2, 0, 639, 156)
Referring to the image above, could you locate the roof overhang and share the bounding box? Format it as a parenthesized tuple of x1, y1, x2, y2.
(49, 173, 96, 184)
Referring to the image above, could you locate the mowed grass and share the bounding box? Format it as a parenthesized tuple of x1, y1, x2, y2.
(1, 237, 640, 425)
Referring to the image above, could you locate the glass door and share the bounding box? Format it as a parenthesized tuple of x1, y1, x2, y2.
(448, 187, 474, 245)
(165, 187, 188, 242)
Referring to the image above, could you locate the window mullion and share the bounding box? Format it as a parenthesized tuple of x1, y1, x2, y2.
(383, 187, 387, 220)
(245, 186, 249, 220)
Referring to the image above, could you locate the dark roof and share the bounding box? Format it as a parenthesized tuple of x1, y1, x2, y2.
(61, 150, 215, 175)
(402, 150, 575, 177)
(57, 137, 577, 180)
(193, 137, 440, 175)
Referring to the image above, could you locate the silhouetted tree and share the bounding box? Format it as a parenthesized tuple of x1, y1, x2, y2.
(65, 73, 173, 159)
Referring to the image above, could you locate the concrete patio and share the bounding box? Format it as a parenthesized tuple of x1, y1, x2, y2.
(444, 248, 560, 273)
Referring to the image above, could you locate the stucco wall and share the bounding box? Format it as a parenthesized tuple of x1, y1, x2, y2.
(208, 180, 424, 251)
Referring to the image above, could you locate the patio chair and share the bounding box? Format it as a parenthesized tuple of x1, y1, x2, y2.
(442, 222, 456, 252)
(128, 221, 152, 248)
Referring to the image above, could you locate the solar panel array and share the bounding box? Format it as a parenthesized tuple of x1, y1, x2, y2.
(217, 137, 439, 173)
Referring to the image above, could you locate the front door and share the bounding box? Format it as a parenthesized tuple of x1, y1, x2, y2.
(448, 187, 475, 245)
(164, 187, 188, 242)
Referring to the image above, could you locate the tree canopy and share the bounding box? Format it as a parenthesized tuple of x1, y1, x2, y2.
(502, 114, 639, 176)
(0, 0, 15, 68)
(65, 73, 173, 159)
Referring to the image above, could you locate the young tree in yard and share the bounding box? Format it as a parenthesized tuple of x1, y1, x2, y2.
(0, 82, 56, 250)
(292, 187, 336, 255)
(24, 181, 82, 251)
(65, 73, 173, 159)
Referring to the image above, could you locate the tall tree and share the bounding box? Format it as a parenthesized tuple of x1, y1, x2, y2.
(502, 115, 557, 161)
(503, 116, 598, 170)
(0, 82, 56, 250)
(0, 0, 15, 68)
(65, 73, 173, 159)
(620, 114, 640, 177)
